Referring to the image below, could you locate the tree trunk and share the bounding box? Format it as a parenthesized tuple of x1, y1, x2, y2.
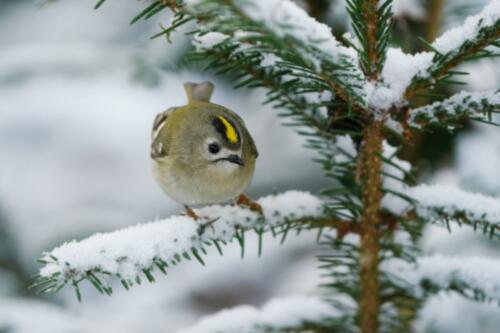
(358, 121, 383, 333)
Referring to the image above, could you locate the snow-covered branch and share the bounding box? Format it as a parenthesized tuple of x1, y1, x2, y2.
(345, 0, 392, 80)
(405, 0, 500, 98)
(363, 1, 500, 110)
(384, 184, 500, 237)
(236, 0, 353, 64)
(365, 48, 433, 110)
(409, 185, 500, 236)
(183, 0, 366, 106)
(35, 191, 326, 298)
(177, 295, 338, 333)
(409, 89, 500, 129)
(431, 0, 500, 55)
(387, 255, 500, 303)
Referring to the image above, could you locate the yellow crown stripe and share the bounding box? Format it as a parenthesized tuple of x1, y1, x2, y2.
(217, 116, 238, 143)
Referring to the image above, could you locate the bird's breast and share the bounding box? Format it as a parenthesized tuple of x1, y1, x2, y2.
(152, 157, 255, 206)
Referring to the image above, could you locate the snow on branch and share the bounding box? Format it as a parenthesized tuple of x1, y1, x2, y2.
(35, 191, 325, 298)
(188, 0, 356, 66)
(412, 185, 500, 237)
(181, 0, 366, 106)
(405, 0, 500, 97)
(365, 48, 433, 110)
(386, 255, 500, 303)
(239, 0, 353, 63)
(178, 295, 338, 333)
(383, 184, 500, 237)
(432, 0, 500, 55)
(409, 89, 500, 129)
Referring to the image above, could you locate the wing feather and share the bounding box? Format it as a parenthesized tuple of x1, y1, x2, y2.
(151, 107, 176, 159)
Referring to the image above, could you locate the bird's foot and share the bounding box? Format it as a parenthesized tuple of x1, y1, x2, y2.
(183, 206, 220, 235)
(184, 205, 199, 220)
(236, 193, 263, 215)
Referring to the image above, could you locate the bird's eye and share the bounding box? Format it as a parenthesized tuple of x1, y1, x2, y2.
(208, 142, 221, 154)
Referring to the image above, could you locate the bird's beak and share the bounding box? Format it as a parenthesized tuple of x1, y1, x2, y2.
(227, 154, 245, 166)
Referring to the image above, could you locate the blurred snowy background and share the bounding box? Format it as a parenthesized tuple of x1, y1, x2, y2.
(0, 0, 499, 332)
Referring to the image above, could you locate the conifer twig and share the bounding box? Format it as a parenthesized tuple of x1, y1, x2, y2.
(362, 0, 381, 80)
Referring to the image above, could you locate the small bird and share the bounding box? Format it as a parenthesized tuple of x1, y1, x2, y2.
(151, 81, 260, 220)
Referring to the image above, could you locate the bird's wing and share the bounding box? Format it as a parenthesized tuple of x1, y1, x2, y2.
(151, 107, 176, 159)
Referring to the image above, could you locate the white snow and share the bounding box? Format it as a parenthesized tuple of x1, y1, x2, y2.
(432, 0, 500, 52)
(384, 117, 404, 134)
(332, 135, 357, 163)
(457, 127, 500, 195)
(382, 142, 411, 192)
(260, 53, 280, 67)
(365, 48, 433, 110)
(0, 300, 80, 333)
(409, 90, 500, 127)
(193, 32, 230, 50)
(407, 184, 500, 226)
(383, 180, 500, 228)
(382, 49, 433, 99)
(415, 293, 500, 333)
(177, 295, 337, 333)
(380, 141, 414, 214)
(240, 0, 353, 64)
(462, 58, 500, 91)
(386, 255, 500, 301)
(39, 191, 324, 282)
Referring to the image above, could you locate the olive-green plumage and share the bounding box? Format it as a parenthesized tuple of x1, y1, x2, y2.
(151, 82, 258, 206)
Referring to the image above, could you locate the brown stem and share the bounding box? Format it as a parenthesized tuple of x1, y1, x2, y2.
(426, 0, 444, 43)
(304, 218, 361, 236)
(358, 121, 383, 333)
(362, 0, 380, 80)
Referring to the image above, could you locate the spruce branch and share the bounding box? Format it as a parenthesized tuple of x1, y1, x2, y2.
(409, 89, 500, 129)
(415, 185, 500, 232)
(346, 0, 393, 80)
(35, 191, 354, 299)
(384, 184, 500, 239)
(405, 0, 500, 100)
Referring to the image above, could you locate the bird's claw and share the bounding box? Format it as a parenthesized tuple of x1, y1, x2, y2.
(236, 193, 263, 215)
(184, 205, 199, 220)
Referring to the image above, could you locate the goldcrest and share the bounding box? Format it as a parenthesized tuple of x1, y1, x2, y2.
(151, 82, 258, 215)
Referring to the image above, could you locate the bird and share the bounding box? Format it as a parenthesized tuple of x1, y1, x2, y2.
(151, 81, 261, 221)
